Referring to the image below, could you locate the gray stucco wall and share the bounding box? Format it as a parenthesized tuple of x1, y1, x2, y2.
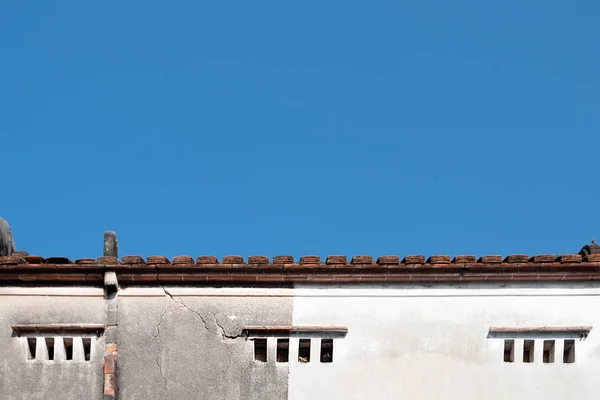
(0, 292, 105, 400)
(118, 288, 293, 400)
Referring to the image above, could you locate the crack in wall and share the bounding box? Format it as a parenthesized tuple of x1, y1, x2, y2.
(153, 302, 169, 394)
(156, 268, 243, 341)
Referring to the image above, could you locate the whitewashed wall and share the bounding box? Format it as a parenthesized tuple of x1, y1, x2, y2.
(289, 284, 600, 400)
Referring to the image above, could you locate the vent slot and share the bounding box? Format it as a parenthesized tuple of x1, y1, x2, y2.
(523, 340, 534, 363)
(254, 339, 267, 362)
(27, 338, 37, 360)
(83, 338, 92, 361)
(276, 339, 289, 363)
(298, 339, 311, 363)
(543, 340, 555, 363)
(503, 340, 514, 363)
(563, 340, 575, 363)
(64, 338, 74, 361)
(320, 339, 333, 363)
(45, 338, 55, 361)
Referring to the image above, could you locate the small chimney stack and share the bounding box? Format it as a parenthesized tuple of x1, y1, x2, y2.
(0, 218, 15, 257)
(579, 239, 600, 257)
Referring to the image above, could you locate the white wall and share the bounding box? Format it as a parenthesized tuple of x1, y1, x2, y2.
(289, 284, 600, 400)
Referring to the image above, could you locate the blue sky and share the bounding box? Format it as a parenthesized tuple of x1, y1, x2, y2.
(1, 1, 598, 260)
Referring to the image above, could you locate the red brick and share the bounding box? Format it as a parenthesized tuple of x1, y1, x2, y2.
(300, 256, 321, 265)
(403, 255, 425, 264)
(172, 256, 194, 265)
(122, 256, 146, 265)
(532, 254, 556, 263)
(453, 255, 476, 263)
(479, 255, 503, 263)
(222, 256, 243, 264)
(504, 254, 529, 263)
(98, 256, 119, 265)
(326, 256, 347, 265)
(147, 256, 170, 264)
(377, 256, 399, 265)
(273, 256, 294, 264)
(248, 256, 269, 264)
(351, 255, 373, 265)
(428, 255, 450, 264)
(559, 254, 582, 263)
(196, 256, 218, 265)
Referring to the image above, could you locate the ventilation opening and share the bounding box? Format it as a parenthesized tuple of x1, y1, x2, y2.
(543, 340, 555, 363)
(27, 338, 37, 360)
(320, 339, 333, 363)
(83, 338, 92, 361)
(503, 339, 514, 363)
(276, 339, 289, 363)
(45, 338, 55, 360)
(254, 339, 267, 362)
(563, 340, 575, 363)
(523, 340, 534, 363)
(298, 339, 311, 363)
(64, 338, 73, 361)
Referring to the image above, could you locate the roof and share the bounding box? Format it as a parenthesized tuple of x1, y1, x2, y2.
(1, 250, 600, 285)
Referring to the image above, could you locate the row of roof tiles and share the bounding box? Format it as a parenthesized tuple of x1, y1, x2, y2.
(2, 253, 600, 266)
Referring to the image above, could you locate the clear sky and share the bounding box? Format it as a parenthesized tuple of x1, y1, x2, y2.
(1, 1, 598, 260)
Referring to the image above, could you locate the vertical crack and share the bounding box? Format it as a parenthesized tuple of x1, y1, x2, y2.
(153, 302, 169, 394)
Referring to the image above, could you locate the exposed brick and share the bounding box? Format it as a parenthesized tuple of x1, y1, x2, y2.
(351, 255, 373, 265)
(196, 256, 218, 265)
(428, 255, 451, 264)
(273, 256, 294, 264)
(121, 256, 146, 265)
(402, 255, 425, 264)
(584, 254, 600, 262)
(147, 256, 170, 264)
(248, 256, 269, 264)
(11, 251, 29, 257)
(104, 373, 116, 396)
(299, 256, 321, 265)
(478, 255, 503, 263)
(532, 254, 556, 263)
(453, 255, 476, 263)
(222, 256, 244, 264)
(377, 256, 400, 265)
(559, 254, 582, 263)
(98, 256, 119, 265)
(172, 256, 194, 265)
(326, 255, 347, 265)
(104, 352, 117, 374)
(505, 254, 529, 263)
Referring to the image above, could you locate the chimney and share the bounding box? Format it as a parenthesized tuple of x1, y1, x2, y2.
(0, 218, 15, 257)
(579, 240, 600, 256)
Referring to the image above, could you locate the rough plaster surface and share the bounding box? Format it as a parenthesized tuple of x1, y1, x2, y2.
(289, 284, 600, 400)
(118, 287, 293, 400)
(0, 295, 105, 400)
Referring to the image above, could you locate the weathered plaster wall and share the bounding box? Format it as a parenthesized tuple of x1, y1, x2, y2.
(0, 288, 105, 400)
(117, 287, 293, 400)
(289, 284, 600, 400)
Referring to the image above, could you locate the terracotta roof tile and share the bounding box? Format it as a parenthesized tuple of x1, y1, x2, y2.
(196, 256, 218, 265)
(122, 256, 146, 265)
(453, 255, 476, 263)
